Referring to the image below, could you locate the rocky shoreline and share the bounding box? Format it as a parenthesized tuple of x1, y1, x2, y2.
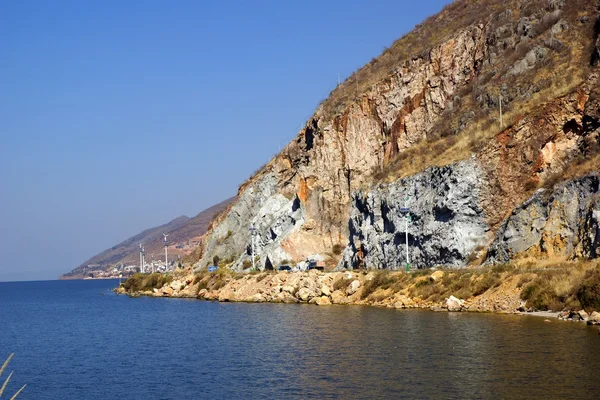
(117, 267, 600, 326)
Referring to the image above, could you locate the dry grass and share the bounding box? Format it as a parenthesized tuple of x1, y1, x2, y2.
(518, 260, 600, 311)
(0, 354, 26, 399)
(122, 273, 173, 292)
(194, 269, 232, 291)
(361, 271, 398, 299)
(321, 0, 513, 119)
(372, 69, 588, 185)
(332, 277, 353, 292)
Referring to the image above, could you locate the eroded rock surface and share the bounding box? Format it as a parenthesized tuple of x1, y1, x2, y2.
(338, 159, 489, 269)
(487, 174, 600, 262)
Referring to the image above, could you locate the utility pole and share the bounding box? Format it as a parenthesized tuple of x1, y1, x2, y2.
(139, 243, 143, 273)
(400, 196, 411, 272)
(163, 233, 169, 271)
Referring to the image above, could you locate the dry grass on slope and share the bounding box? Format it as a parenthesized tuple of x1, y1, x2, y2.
(322, 0, 513, 118)
(371, 69, 589, 184)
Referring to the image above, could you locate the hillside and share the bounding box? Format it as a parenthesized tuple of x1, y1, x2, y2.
(188, 0, 600, 272)
(61, 197, 234, 279)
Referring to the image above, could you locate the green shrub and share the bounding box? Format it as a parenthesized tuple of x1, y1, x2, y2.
(472, 273, 501, 296)
(491, 263, 515, 274)
(414, 277, 434, 288)
(333, 278, 353, 292)
(521, 282, 565, 311)
(332, 244, 344, 255)
(576, 268, 600, 311)
(123, 273, 172, 292)
(361, 271, 396, 299)
(520, 283, 538, 301)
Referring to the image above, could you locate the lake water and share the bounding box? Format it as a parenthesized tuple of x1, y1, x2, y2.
(1, 279, 600, 399)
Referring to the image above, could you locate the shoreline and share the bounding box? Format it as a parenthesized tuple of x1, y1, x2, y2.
(117, 267, 600, 326)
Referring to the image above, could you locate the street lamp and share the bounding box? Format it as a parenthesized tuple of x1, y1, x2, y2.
(249, 224, 256, 271)
(400, 195, 411, 272)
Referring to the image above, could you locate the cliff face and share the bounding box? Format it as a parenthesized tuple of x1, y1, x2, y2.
(194, 0, 600, 271)
(487, 174, 600, 263)
(339, 159, 488, 270)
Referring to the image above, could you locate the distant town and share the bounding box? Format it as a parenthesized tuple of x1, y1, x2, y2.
(81, 261, 178, 279)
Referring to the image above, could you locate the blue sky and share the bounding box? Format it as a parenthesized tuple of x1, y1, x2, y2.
(0, 0, 451, 281)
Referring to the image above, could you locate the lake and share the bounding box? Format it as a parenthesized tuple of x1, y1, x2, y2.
(1, 279, 599, 399)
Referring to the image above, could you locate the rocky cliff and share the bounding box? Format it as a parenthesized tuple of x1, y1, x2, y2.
(339, 159, 489, 270)
(192, 0, 600, 271)
(487, 174, 600, 262)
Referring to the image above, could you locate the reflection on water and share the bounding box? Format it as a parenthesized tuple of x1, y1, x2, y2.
(1, 280, 599, 399)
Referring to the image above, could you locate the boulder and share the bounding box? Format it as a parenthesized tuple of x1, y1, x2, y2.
(197, 289, 208, 298)
(346, 280, 361, 296)
(331, 290, 348, 305)
(446, 295, 464, 312)
(578, 310, 590, 321)
(393, 301, 405, 309)
(587, 311, 600, 325)
(430, 270, 445, 281)
(296, 287, 315, 302)
(280, 292, 297, 304)
(251, 293, 265, 303)
(162, 286, 174, 296)
(170, 280, 184, 291)
(282, 285, 295, 294)
(316, 296, 332, 306)
(320, 284, 332, 297)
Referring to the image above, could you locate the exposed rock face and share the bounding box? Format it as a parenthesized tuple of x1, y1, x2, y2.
(487, 175, 600, 262)
(338, 159, 489, 269)
(198, 173, 305, 270)
(193, 0, 600, 271)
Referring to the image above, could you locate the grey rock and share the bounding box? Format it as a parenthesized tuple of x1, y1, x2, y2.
(195, 173, 305, 272)
(486, 175, 600, 263)
(346, 280, 361, 295)
(337, 159, 489, 270)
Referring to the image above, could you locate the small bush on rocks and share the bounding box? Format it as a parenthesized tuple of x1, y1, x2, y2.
(361, 271, 396, 299)
(472, 273, 501, 296)
(123, 273, 172, 292)
(576, 268, 600, 311)
(333, 278, 353, 292)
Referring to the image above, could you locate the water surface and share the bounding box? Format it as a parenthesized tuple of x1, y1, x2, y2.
(1, 279, 599, 399)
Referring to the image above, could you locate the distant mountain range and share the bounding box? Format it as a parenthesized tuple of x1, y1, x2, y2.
(60, 197, 235, 279)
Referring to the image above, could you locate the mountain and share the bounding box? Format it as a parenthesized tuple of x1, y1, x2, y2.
(61, 197, 235, 279)
(188, 0, 600, 271)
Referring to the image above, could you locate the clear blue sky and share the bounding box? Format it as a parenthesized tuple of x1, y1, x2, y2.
(0, 0, 451, 281)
